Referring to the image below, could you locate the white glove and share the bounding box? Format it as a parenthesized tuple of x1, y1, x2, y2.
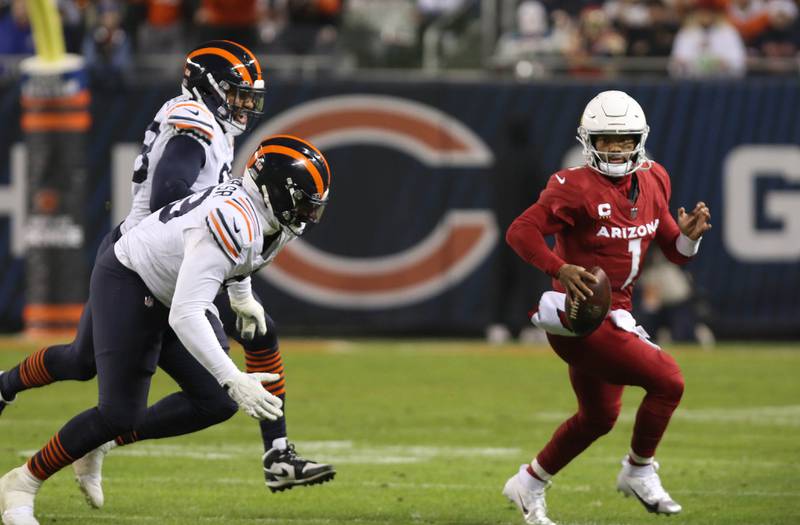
(223, 372, 284, 420)
(229, 294, 267, 341)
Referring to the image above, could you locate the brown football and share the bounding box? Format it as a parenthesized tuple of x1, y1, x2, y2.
(564, 266, 611, 336)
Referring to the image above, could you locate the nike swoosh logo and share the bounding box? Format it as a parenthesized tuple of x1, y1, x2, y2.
(555, 175, 566, 184)
(186, 109, 200, 116)
(233, 220, 241, 233)
(510, 492, 528, 514)
(630, 487, 660, 513)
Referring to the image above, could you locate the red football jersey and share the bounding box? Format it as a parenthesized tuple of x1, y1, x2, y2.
(510, 162, 690, 311)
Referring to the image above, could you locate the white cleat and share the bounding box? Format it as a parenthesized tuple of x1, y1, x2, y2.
(0, 464, 42, 525)
(502, 464, 557, 525)
(616, 457, 682, 515)
(73, 441, 115, 509)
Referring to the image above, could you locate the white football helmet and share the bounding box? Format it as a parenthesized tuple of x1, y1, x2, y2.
(577, 90, 651, 177)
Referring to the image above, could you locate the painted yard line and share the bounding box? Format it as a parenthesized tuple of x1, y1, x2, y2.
(98, 475, 800, 498)
(35, 514, 382, 524)
(17, 441, 796, 469)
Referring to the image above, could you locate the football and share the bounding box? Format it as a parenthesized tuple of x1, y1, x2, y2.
(564, 266, 612, 336)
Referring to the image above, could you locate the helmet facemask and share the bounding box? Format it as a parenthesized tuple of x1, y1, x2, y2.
(577, 127, 650, 177)
(204, 75, 265, 136)
(252, 170, 328, 236)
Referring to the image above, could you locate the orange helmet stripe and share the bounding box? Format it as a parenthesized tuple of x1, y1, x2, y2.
(221, 40, 262, 81)
(187, 47, 253, 85)
(250, 144, 325, 195)
(270, 134, 331, 186)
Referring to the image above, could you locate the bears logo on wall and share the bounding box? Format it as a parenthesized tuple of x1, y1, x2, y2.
(237, 95, 496, 309)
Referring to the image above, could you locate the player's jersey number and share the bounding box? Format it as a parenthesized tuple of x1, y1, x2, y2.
(133, 122, 161, 184)
(159, 187, 214, 223)
(621, 238, 642, 289)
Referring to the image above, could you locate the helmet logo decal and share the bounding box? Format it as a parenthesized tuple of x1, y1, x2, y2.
(238, 95, 496, 309)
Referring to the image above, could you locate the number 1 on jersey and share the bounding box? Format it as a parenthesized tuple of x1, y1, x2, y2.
(621, 238, 642, 289)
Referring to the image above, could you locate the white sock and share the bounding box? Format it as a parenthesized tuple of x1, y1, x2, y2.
(530, 459, 553, 482)
(271, 437, 288, 451)
(518, 466, 547, 492)
(628, 451, 654, 466)
(20, 464, 44, 489)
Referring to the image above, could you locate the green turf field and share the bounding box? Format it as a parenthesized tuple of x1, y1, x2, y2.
(1, 338, 799, 524)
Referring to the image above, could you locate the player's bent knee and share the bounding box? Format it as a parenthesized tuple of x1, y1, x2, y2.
(97, 405, 146, 436)
(196, 392, 238, 423)
(578, 411, 619, 437)
(662, 372, 685, 402)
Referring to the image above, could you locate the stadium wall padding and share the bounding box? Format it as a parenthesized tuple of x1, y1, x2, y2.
(0, 78, 798, 338)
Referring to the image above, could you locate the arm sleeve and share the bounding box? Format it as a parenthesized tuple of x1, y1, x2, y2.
(149, 134, 206, 212)
(506, 203, 567, 278)
(168, 228, 241, 385)
(505, 176, 579, 278)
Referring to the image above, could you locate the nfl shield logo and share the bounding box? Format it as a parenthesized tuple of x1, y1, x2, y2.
(630, 207, 638, 219)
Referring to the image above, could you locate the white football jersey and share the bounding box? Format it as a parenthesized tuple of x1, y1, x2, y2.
(115, 177, 294, 309)
(122, 94, 235, 234)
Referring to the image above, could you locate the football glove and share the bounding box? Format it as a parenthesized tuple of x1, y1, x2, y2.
(229, 294, 267, 341)
(223, 372, 284, 420)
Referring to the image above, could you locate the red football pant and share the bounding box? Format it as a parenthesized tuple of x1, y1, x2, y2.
(535, 319, 684, 476)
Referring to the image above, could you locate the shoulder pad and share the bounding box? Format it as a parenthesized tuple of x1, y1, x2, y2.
(205, 196, 261, 263)
(646, 161, 672, 197)
(165, 101, 216, 145)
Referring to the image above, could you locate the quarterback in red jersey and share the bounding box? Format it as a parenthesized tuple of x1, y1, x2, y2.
(502, 90, 711, 525)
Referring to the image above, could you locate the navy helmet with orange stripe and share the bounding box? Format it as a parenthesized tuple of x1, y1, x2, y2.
(182, 40, 265, 136)
(246, 135, 331, 236)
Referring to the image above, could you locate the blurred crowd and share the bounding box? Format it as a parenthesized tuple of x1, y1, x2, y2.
(497, 0, 800, 77)
(1, 0, 799, 80)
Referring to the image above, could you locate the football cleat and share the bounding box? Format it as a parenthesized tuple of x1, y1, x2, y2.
(262, 443, 335, 493)
(502, 464, 556, 525)
(616, 457, 682, 515)
(0, 464, 42, 525)
(73, 441, 115, 508)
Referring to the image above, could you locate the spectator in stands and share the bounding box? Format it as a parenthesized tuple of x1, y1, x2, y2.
(59, 0, 88, 54)
(754, 0, 799, 61)
(136, 0, 186, 53)
(605, 0, 681, 57)
(194, 0, 263, 50)
(82, 0, 132, 88)
(494, 0, 553, 74)
(275, 0, 343, 55)
(547, 8, 581, 57)
(669, 0, 746, 77)
(637, 249, 715, 348)
(0, 0, 34, 57)
(566, 6, 626, 76)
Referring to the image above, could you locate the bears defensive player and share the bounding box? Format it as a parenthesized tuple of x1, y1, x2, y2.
(0, 136, 332, 525)
(0, 41, 333, 505)
(502, 91, 711, 525)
